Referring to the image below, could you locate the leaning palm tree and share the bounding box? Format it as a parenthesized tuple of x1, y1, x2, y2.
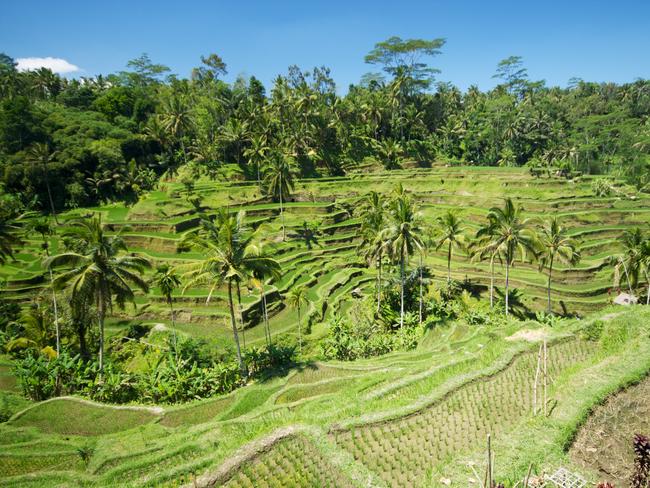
(435, 210, 465, 283)
(45, 216, 151, 371)
(537, 216, 581, 313)
(25, 143, 59, 224)
(263, 152, 296, 241)
(382, 189, 424, 328)
(286, 285, 307, 354)
(152, 264, 181, 350)
(182, 211, 280, 375)
(483, 198, 537, 316)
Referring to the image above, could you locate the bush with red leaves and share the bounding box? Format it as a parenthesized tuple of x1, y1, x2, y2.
(631, 433, 650, 488)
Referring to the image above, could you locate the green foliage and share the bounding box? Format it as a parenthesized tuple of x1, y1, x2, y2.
(321, 310, 423, 361)
(581, 319, 605, 341)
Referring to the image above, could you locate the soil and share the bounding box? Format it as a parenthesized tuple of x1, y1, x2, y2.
(569, 375, 650, 487)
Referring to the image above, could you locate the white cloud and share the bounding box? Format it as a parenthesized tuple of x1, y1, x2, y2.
(16, 57, 80, 74)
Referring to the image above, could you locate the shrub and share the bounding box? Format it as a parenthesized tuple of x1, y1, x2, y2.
(582, 319, 605, 341)
(600, 320, 629, 351)
(631, 433, 650, 488)
(245, 343, 296, 378)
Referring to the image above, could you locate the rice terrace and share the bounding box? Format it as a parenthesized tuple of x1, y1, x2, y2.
(1, 2, 650, 487)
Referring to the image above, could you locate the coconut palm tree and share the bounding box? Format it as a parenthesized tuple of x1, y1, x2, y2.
(160, 95, 194, 164)
(537, 216, 581, 313)
(25, 143, 59, 224)
(28, 217, 62, 355)
(286, 285, 307, 353)
(45, 216, 151, 371)
(263, 152, 296, 241)
(0, 208, 25, 265)
(152, 264, 181, 347)
(382, 188, 424, 327)
(640, 237, 650, 306)
(611, 227, 645, 296)
(473, 220, 501, 309)
(182, 211, 280, 375)
(245, 242, 281, 347)
(244, 134, 269, 185)
(483, 198, 537, 316)
(435, 210, 465, 283)
(357, 191, 387, 313)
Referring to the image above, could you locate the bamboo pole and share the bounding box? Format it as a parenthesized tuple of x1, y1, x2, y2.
(544, 339, 548, 416)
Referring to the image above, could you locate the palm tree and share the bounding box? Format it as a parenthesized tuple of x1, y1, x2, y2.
(640, 237, 650, 306)
(287, 285, 307, 353)
(263, 152, 296, 241)
(382, 188, 424, 327)
(182, 211, 280, 374)
(46, 216, 151, 371)
(243, 134, 269, 185)
(435, 210, 465, 283)
(220, 119, 250, 166)
(537, 216, 581, 313)
(28, 217, 61, 355)
(0, 208, 25, 265)
(25, 143, 59, 224)
(373, 138, 403, 170)
(248, 243, 281, 345)
(483, 198, 537, 316)
(611, 227, 645, 296)
(152, 264, 181, 347)
(160, 95, 194, 164)
(357, 191, 386, 313)
(473, 220, 501, 309)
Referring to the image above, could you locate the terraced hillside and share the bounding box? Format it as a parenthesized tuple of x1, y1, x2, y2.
(0, 167, 645, 353)
(1, 307, 649, 487)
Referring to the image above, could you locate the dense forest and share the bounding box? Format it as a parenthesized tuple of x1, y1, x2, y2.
(1, 37, 649, 216)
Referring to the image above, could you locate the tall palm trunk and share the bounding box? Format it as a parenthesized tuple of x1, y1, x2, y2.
(279, 173, 285, 241)
(376, 249, 382, 313)
(489, 254, 495, 308)
(168, 296, 177, 355)
(297, 305, 302, 354)
(547, 254, 555, 314)
(77, 321, 89, 360)
(261, 286, 271, 345)
(620, 259, 634, 295)
(236, 282, 245, 349)
(505, 260, 510, 316)
(645, 270, 650, 306)
(49, 268, 60, 356)
(400, 250, 405, 328)
(227, 279, 245, 375)
(447, 241, 452, 282)
(43, 165, 59, 224)
(419, 253, 423, 324)
(97, 286, 105, 372)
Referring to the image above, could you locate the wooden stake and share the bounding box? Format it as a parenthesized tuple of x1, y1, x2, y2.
(487, 434, 492, 488)
(544, 339, 548, 416)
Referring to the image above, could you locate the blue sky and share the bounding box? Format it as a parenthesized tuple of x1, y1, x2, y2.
(2, 0, 649, 92)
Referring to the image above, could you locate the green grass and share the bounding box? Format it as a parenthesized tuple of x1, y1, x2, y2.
(8, 398, 161, 436)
